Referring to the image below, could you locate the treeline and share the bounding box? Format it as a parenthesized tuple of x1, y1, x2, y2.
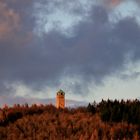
(0, 100, 140, 139)
(87, 99, 140, 124)
(1, 99, 140, 126)
(0, 104, 58, 126)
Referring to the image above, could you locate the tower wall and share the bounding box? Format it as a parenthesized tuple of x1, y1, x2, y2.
(56, 92, 65, 109)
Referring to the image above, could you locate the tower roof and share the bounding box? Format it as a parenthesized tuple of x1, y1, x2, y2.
(57, 89, 65, 95)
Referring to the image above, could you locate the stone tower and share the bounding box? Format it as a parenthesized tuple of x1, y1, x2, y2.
(56, 89, 65, 109)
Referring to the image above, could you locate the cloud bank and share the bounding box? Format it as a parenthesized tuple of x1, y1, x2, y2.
(0, 0, 140, 101)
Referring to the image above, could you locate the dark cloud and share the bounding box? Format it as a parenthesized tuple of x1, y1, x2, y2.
(120, 72, 140, 80)
(0, 0, 140, 96)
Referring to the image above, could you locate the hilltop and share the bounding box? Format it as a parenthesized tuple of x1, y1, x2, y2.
(0, 100, 140, 140)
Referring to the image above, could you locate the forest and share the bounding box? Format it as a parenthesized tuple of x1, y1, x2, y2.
(0, 99, 140, 140)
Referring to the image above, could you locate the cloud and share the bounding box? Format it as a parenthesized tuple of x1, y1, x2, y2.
(109, 1, 140, 24)
(93, 62, 140, 102)
(0, 0, 140, 101)
(0, 1, 20, 40)
(33, 0, 95, 37)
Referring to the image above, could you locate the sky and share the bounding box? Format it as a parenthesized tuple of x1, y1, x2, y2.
(0, 0, 140, 104)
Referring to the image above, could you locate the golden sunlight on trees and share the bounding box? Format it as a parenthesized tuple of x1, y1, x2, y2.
(0, 100, 140, 140)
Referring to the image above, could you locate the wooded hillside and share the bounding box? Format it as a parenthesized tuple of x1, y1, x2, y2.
(0, 100, 140, 140)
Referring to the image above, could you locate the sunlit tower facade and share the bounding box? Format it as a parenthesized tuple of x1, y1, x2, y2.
(56, 89, 65, 109)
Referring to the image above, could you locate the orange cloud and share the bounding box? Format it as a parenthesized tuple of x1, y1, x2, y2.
(102, 0, 122, 8)
(110, 0, 121, 6)
(0, 2, 20, 40)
